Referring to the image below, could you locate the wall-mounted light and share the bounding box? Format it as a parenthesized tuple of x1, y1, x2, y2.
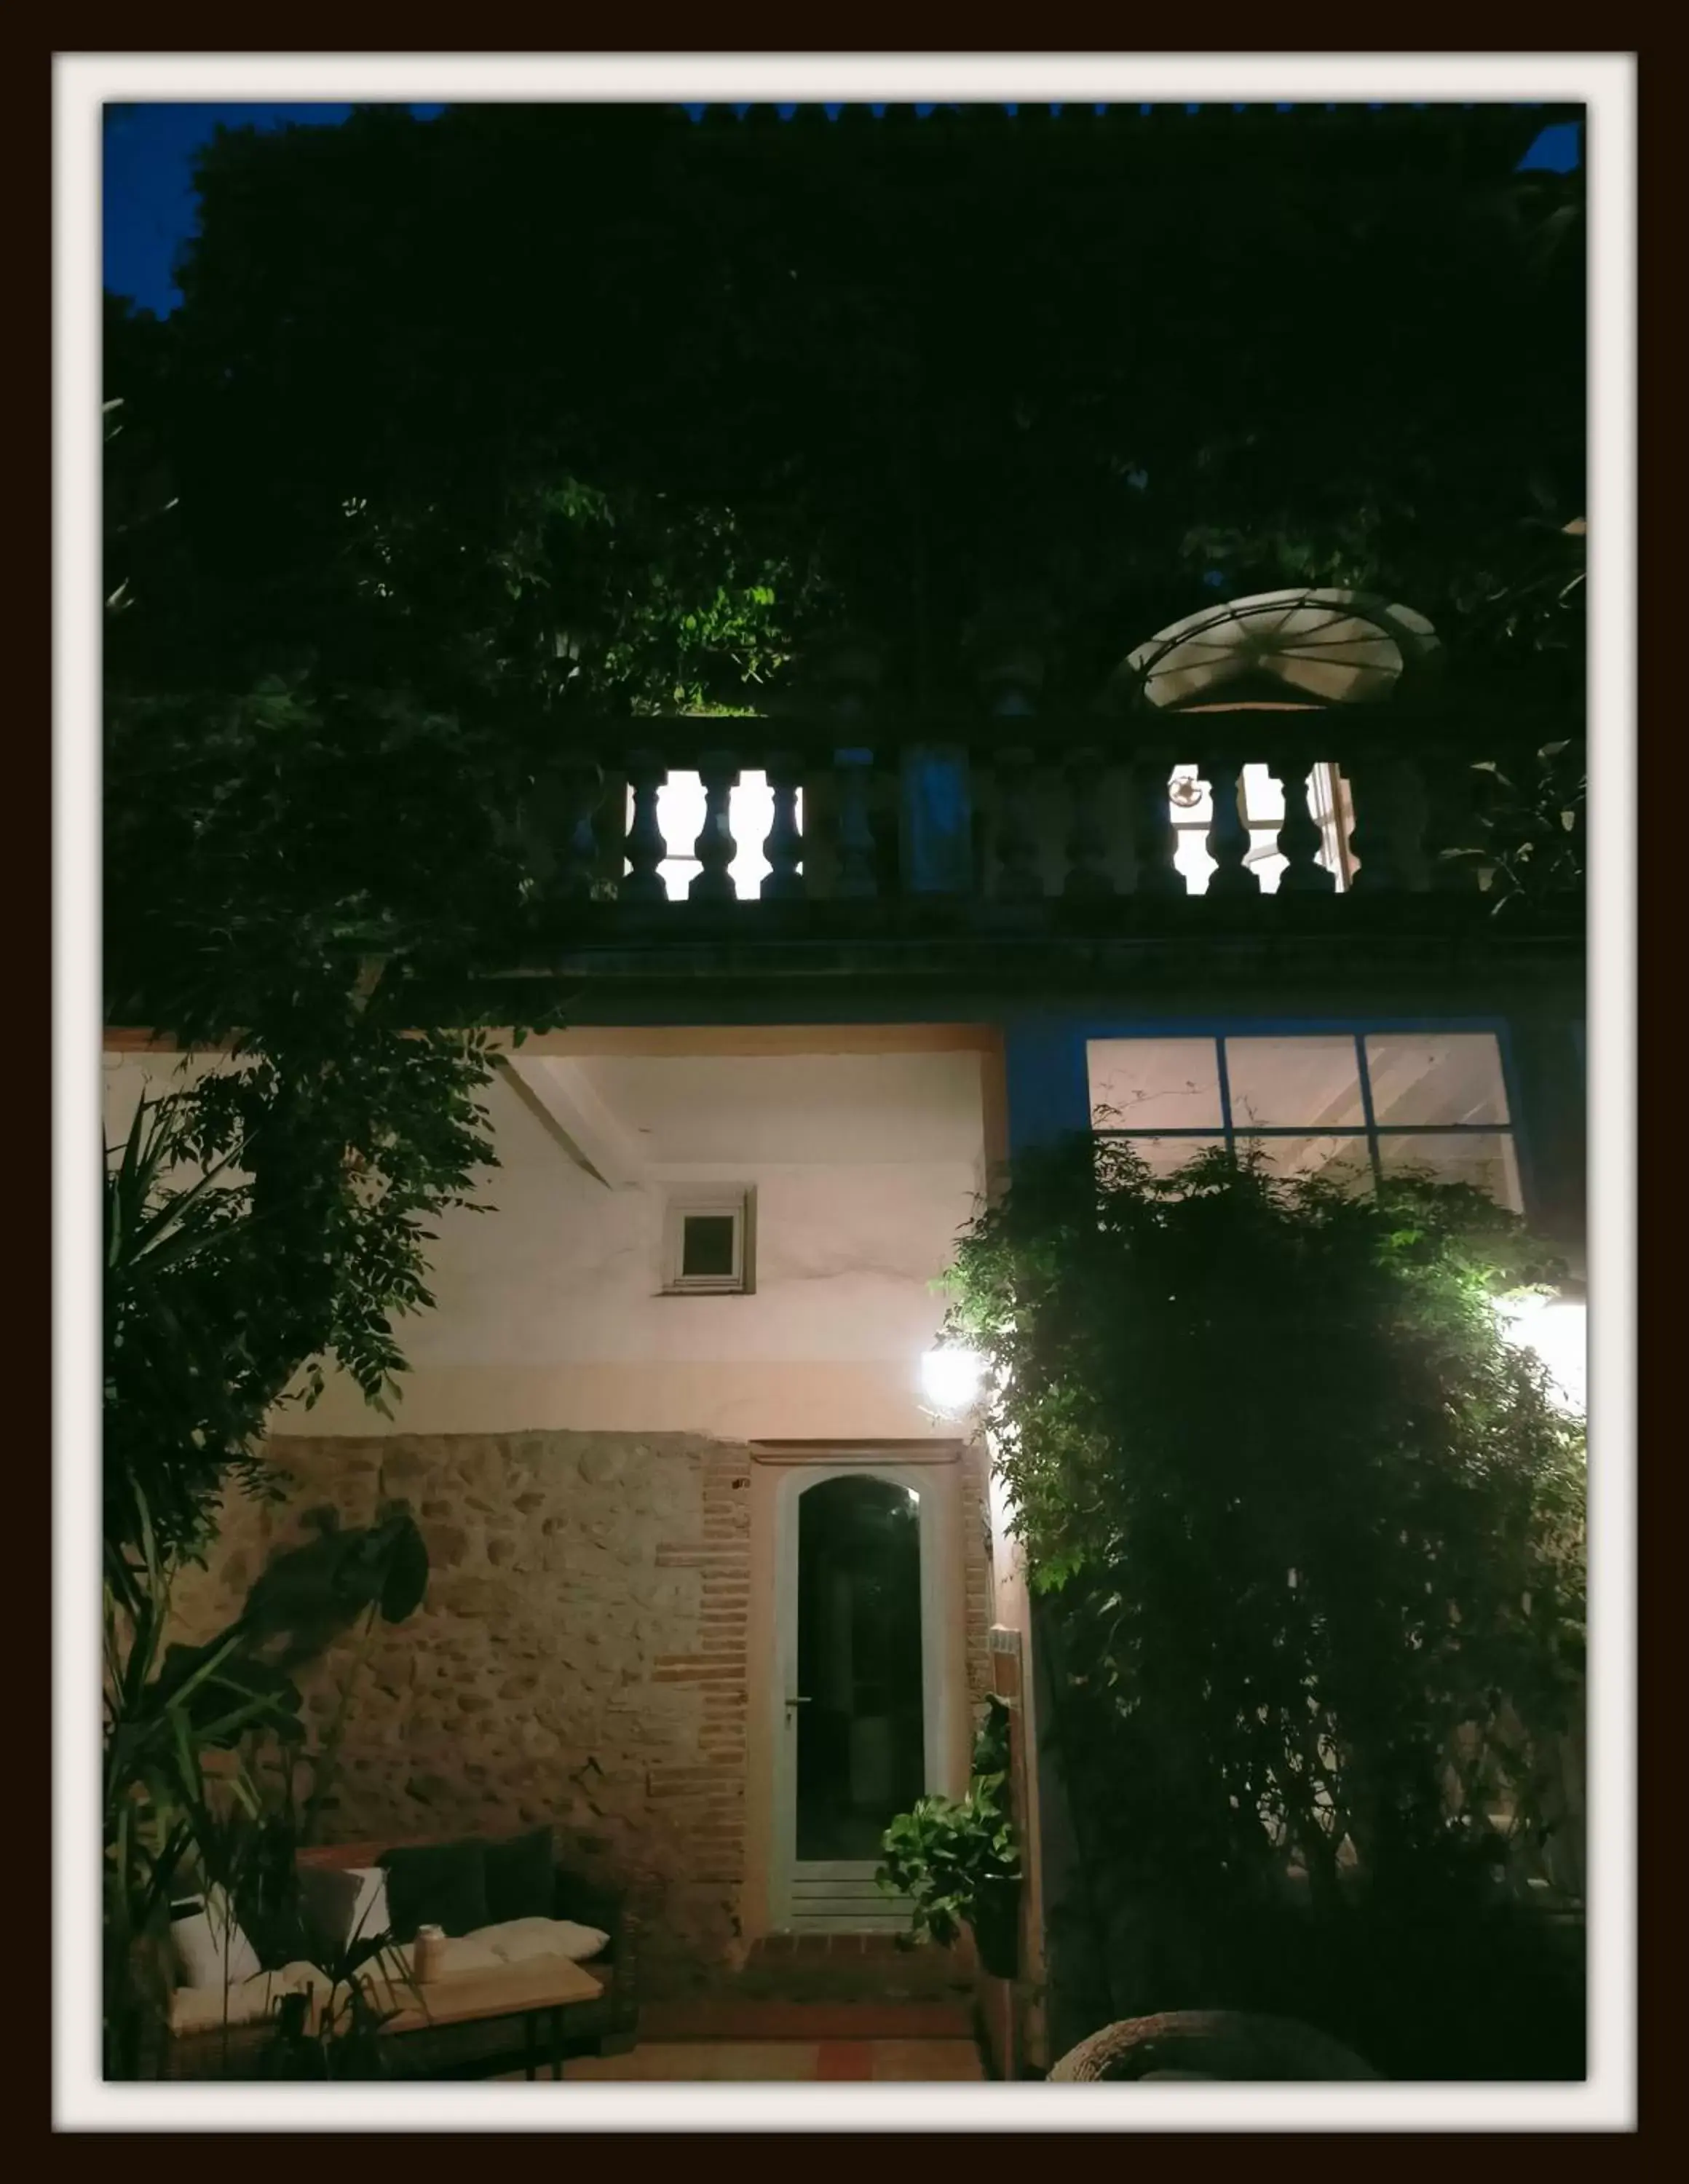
(919, 1345, 986, 1420)
(1494, 1286, 1587, 1414)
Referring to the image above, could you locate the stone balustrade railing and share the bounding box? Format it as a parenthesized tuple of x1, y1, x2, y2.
(528, 709, 1584, 916)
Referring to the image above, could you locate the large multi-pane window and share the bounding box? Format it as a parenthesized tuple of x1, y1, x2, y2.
(1086, 1029, 1521, 1209)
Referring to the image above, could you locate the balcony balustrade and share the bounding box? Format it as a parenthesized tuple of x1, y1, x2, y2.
(518, 706, 1583, 941)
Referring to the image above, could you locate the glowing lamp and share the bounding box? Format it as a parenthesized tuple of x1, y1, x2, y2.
(1494, 1289, 1587, 1413)
(920, 1345, 987, 1418)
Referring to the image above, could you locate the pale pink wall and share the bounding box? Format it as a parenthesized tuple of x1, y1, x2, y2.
(102, 1044, 990, 1447)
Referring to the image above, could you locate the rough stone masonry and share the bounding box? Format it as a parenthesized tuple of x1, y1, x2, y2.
(170, 1427, 997, 1981)
(169, 1430, 757, 1977)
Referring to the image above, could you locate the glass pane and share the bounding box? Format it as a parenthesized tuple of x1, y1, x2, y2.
(1088, 1038, 1222, 1131)
(1106, 1133, 1228, 1181)
(797, 1476, 925, 1861)
(1225, 1036, 1365, 1129)
(1241, 1133, 1374, 1192)
(681, 1214, 737, 1278)
(1377, 1132, 1522, 1211)
(1365, 1033, 1510, 1126)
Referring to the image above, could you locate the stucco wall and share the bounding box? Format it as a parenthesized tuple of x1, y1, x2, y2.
(103, 1046, 987, 1444)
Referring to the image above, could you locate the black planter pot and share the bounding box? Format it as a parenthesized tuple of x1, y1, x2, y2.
(971, 1873, 1021, 1979)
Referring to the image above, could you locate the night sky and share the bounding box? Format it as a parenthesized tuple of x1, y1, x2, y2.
(102, 103, 1581, 320)
(102, 103, 447, 314)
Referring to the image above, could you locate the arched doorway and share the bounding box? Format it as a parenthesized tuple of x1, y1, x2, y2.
(771, 1464, 946, 1930)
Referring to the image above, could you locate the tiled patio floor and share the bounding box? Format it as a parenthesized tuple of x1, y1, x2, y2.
(497, 2038, 985, 2081)
(526, 1932, 987, 2080)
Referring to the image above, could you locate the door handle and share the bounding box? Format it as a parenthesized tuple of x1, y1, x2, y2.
(785, 1696, 812, 1706)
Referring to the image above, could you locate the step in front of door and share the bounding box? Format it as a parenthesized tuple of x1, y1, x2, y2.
(788, 1862, 913, 1935)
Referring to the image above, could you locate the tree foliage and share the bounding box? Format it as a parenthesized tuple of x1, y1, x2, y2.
(106, 1047, 495, 1573)
(944, 1138, 1586, 1942)
(102, 1487, 430, 2078)
(111, 101, 1584, 724)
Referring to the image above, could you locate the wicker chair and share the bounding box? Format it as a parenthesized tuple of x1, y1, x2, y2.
(1048, 2010, 1379, 2081)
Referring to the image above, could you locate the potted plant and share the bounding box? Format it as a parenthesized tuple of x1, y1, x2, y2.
(877, 1698, 1022, 1977)
(258, 1926, 414, 2081)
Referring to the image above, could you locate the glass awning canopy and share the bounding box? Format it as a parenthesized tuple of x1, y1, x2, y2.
(1124, 588, 1441, 710)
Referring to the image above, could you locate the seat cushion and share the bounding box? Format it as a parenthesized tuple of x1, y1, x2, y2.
(171, 1888, 263, 1990)
(169, 1961, 326, 2035)
(470, 1915, 610, 1966)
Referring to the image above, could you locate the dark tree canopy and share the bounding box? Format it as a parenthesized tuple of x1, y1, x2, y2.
(108, 101, 1585, 726)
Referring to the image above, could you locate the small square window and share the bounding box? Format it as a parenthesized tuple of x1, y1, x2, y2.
(664, 1189, 753, 1294)
(681, 1214, 737, 1280)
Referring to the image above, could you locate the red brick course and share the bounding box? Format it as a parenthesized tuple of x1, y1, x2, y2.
(640, 1453, 754, 1956)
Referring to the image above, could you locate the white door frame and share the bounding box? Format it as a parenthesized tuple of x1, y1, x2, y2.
(767, 1460, 955, 1930)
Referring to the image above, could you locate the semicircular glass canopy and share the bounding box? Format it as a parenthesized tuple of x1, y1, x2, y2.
(1126, 588, 1439, 709)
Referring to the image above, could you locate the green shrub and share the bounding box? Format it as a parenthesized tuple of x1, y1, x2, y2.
(944, 1137, 1585, 2052)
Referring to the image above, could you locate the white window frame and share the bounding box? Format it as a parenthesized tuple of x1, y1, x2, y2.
(662, 1186, 755, 1294)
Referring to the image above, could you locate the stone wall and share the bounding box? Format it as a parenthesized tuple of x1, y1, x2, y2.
(172, 1428, 997, 1982)
(171, 1429, 753, 1977)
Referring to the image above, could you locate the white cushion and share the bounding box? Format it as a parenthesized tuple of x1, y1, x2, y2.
(472, 1915, 609, 1966)
(298, 1864, 391, 1956)
(170, 1887, 262, 1990)
(169, 1961, 325, 2035)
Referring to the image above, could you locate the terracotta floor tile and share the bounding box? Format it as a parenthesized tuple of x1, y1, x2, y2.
(502, 2033, 988, 2084)
(560, 2041, 821, 2081)
(815, 2040, 874, 2080)
(641, 2001, 973, 2041)
(869, 2039, 987, 2082)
